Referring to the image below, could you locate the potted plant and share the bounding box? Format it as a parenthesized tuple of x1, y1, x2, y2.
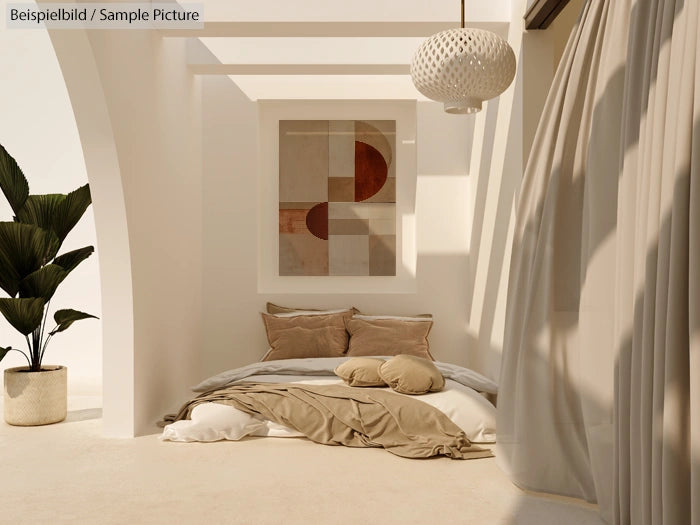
(0, 144, 97, 426)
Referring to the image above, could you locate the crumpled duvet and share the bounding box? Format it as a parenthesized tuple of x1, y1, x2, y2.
(161, 381, 493, 460)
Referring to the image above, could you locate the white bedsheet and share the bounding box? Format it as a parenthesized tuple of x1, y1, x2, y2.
(162, 364, 497, 444)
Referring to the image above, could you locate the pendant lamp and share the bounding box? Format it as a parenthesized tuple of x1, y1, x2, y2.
(410, 0, 516, 114)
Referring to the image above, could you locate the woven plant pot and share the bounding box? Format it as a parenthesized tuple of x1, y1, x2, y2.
(3, 366, 67, 426)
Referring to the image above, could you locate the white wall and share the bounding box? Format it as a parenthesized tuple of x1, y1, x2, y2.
(0, 27, 102, 390)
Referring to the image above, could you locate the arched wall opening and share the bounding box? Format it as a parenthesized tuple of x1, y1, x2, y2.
(48, 28, 203, 437)
(0, 27, 103, 422)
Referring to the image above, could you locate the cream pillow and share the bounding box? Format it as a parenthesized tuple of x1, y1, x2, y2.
(378, 354, 445, 395)
(345, 316, 434, 360)
(334, 357, 387, 387)
(261, 311, 352, 361)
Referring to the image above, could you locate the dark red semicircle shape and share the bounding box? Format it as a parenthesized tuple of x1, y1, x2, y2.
(355, 141, 388, 202)
(306, 202, 329, 240)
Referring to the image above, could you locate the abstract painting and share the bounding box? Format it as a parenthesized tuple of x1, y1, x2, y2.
(279, 120, 396, 276)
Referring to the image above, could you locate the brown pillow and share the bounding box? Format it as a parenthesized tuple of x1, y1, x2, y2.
(266, 302, 360, 315)
(345, 317, 434, 360)
(266, 302, 321, 315)
(378, 354, 445, 395)
(334, 358, 387, 387)
(261, 311, 352, 361)
(353, 311, 433, 318)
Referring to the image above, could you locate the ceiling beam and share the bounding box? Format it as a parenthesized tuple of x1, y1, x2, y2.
(189, 64, 410, 75)
(161, 21, 506, 38)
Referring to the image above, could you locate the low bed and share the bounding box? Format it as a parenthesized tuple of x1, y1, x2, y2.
(160, 305, 498, 460)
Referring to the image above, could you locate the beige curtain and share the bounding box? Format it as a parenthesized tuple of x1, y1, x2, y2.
(614, 0, 700, 524)
(497, 0, 700, 523)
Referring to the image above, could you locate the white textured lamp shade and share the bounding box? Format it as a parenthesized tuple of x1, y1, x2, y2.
(410, 28, 516, 114)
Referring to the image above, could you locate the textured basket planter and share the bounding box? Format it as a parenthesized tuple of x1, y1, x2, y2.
(3, 366, 67, 426)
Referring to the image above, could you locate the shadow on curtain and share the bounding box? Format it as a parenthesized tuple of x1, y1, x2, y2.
(497, 0, 699, 524)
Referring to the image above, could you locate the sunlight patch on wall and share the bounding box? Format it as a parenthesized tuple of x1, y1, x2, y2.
(415, 175, 470, 255)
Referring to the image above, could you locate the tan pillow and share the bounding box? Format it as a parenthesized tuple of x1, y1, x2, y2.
(353, 311, 433, 319)
(334, 357, 387, 387)
(378, 354, 445, 395)
(345, 317, 434, 360)
(266, 302, 321, 315)
(261, 311, 352, 361)
(267, 302, 360, 315)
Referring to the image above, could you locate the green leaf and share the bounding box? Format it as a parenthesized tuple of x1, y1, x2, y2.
(53, 246, 94, 274)
(0, 347, 10, 362)
(0, 222, 60, 297)
(54, 184, 92, 243)
(51, 309, 98, 335)
(15, 194, 65, 232)
(0, 144, 29, 215)
(18, 264, 68, 301)
(14, 185, 91, 247)
(0, 297, 45, 335)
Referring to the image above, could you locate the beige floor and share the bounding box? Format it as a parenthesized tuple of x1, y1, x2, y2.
(0, 390, 604, 525)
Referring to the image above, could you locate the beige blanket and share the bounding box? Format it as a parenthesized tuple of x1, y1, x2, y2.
(162, 382, 493, 460)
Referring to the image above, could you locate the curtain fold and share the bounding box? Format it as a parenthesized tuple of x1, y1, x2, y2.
(497, 0, 700, 523)
(497, 0, 630, 519)
(614, 1, 700, 524)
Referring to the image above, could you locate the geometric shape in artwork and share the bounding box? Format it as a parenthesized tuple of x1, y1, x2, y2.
(305, 202, 329, 240)
(279, 232, 329, 276)
(329, 235, 369, 275)
(368, 216, 396, 236)
(279, 209, 310, 234)
(328, 219, 370, 236)
(355, 121, 394, 176)
(328, 202, 395, 221)
(363, 176, 395, 203)
(329, 120, 355, 178)
(279, 119, 396, 276)
(279, 120, 329, 203)
(355, 141, 388, 202)
(279, 202, 316, 210)
(369, 234, 396, 276)
(328, 177, 355, 202)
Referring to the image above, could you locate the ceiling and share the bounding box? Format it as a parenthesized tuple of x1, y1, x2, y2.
(164, 0, 512, 100)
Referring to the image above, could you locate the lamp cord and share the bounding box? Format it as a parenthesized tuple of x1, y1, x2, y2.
(461, 0, 465, 28)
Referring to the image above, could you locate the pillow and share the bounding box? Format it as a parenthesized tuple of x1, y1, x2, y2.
(334, 357, 387, 387)
(267, 302, 359, 315)
(266, 302, 321, 315)
(160, 402, 267, 442)
(344, 316, 434, 360)
(261, 311, 352, 361)
(378, 354, 445, 395)
(271, 308, 350, 318)
(353, 312, 433, 319)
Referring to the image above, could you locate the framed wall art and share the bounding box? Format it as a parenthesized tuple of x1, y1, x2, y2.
(278, 119, 396, 276)
(258, 101, 417, 294)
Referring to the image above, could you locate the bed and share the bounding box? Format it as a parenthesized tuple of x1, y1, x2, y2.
(160, 305, 498, 460)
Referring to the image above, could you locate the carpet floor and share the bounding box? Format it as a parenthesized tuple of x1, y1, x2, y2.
(0, 389, 604, 525)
